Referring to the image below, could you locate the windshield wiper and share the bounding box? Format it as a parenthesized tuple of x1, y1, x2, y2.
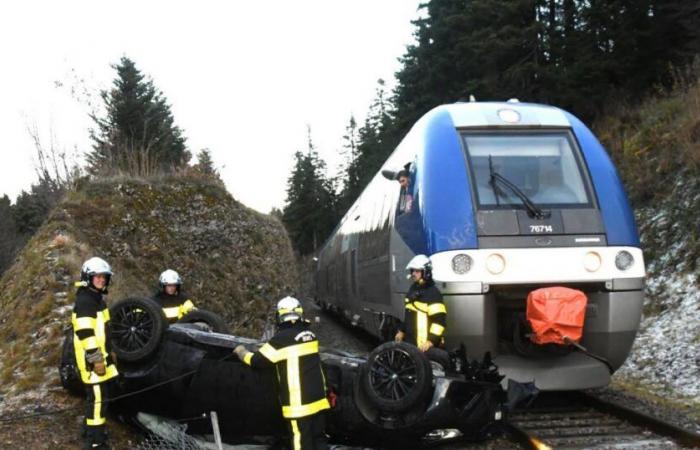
(488, 155, 549, 219)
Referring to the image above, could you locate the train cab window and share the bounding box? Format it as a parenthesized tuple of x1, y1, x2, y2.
(463, 132, 591, 209)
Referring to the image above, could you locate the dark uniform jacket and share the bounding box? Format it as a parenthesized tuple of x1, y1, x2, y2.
(72, 286, 118, 384)
(153, 290, 195, 322)
(243, 321, 330, 419)
(399, 279, 446, 347)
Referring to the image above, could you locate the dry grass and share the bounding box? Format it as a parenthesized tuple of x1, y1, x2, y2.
(594, 60, 700, 206)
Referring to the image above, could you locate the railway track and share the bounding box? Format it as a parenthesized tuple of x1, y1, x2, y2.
(507, 391, 700, 449)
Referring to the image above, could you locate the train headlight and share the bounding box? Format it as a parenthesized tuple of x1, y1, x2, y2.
(451, 254, 473, 274)
(486, 254, 505, 274)
(615, 250, 634, 271)
(583, 251, 602, 272)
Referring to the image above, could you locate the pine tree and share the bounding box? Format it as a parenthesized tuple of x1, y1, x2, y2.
(0, 195, 18, 275)
(193, 148, 218, 177)
(282, 128, 338, 254)
(88, 57, 190, 176)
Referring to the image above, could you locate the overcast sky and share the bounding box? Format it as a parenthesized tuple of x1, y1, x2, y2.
(0, 1, 421, 213)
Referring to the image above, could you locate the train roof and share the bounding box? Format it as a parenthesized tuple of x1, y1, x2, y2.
(439, 101, 570, 129)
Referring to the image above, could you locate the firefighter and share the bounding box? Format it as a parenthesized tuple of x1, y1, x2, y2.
(153, 269, 195, 323)
(234, 296, 330, 450)
(395, 254, 447, 352)
(72, 257, 119, 449)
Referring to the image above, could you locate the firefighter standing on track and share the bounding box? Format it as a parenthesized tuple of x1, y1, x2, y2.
(153, 269, 195, 323)
(234, 296, 330, 450)
(395, 254, 447, 352)
(72, 257, 119, 450)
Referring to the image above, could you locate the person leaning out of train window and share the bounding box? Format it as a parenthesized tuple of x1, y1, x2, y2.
(395, 254, 446, 352)
(153, 269, 195, 323)
(396, 169, 413, 214)
(72, 257, 119, 449)
(234, 296, 330, 450)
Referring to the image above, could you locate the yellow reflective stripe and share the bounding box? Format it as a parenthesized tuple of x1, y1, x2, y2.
(74, 316, 97, 330)
(405, 303, 418, 312)
(243, 352, 253, 366)
(291, 419, 301, 450)
(413, 301, 429, 312)
(278, 307, 303, 315)
(430, 323, 445, 336)
(82, 336, 99, 350)
(416, 312, 428, 347)
(428, 303, 446, 316)
(277, 341, 318, 361)
(282, 397, 331, 418)
(100, 308, 110, 322)
(87, 384, 105, 426)
(287, 354, 302, 410)
(259, 343, 281, 363)
(163, 306, 180, 319)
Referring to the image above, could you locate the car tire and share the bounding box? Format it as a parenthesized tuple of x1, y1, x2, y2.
(360, 341, 433, 413)
(177, 309, 228, 333)
(109, 297, 167, 363)
(58, 329, 84, 396)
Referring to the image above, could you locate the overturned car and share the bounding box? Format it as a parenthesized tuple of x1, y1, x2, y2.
(60, 297, 506, 447)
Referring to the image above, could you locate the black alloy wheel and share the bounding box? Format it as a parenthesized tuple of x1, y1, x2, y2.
(369, 347, 418, 402)
(110, 297, 167, 363)
(361, 341, 433, 413)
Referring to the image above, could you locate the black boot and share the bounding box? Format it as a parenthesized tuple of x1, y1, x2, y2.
(83, 425, 109, 450)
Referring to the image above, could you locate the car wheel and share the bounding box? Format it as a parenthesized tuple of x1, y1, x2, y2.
(58, 329, 83, 396)
(360, 341, 432, 413)
(109, 297, 167, 363)
(176, 309, 228, 333)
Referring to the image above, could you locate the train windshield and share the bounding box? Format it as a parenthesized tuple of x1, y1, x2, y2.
(463, 132, 591, 208)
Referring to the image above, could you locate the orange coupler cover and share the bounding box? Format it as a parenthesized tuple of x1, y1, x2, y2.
(526, 287, 587, 345)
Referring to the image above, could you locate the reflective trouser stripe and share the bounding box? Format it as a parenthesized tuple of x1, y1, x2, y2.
(86, 384, 105, 426)
(291, 419, 301, 450)
(243, 352, 253, 365)
(416, 312, 428, 347)
(282, 397, 331, 418)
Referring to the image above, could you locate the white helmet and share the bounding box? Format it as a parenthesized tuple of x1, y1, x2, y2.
(80, 257, 113, 288)
(276, 296, 303, 323)
(406, 254, 432, 279)
(159, 269, 182, 288)
(406, 254, 431, 271)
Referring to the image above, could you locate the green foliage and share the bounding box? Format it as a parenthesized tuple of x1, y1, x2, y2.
(193, 148, 218, 177)
(283, 129, 339, 255)
(88, 57, 190, 176)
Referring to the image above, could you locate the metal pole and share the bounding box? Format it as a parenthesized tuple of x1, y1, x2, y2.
(210, 410, 223, 450)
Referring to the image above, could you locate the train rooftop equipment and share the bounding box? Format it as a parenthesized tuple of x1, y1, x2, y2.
(315, 101, 645, 391)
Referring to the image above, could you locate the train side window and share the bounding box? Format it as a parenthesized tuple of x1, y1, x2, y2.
(396, 163, 415, 216)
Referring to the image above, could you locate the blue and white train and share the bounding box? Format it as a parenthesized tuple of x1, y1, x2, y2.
(315, 101, 645, 391)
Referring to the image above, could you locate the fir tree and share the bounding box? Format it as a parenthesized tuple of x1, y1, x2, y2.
(88, 57, 190, 176)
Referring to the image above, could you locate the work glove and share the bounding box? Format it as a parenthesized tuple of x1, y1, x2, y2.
(419, 340, 434, 352)
(395, 331, 405, 342)
(93, 360, 106, 376)
(233, 345, 248, 360)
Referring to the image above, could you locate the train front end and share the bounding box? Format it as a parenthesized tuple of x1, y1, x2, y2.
(421, 102, 644, 391)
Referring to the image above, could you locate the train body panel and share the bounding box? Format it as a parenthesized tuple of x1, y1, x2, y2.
(316, 101, 644, 391)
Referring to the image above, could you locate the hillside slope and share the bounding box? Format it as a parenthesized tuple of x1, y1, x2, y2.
(0, 175, 297, 447)
(594, 68, 700, 420)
